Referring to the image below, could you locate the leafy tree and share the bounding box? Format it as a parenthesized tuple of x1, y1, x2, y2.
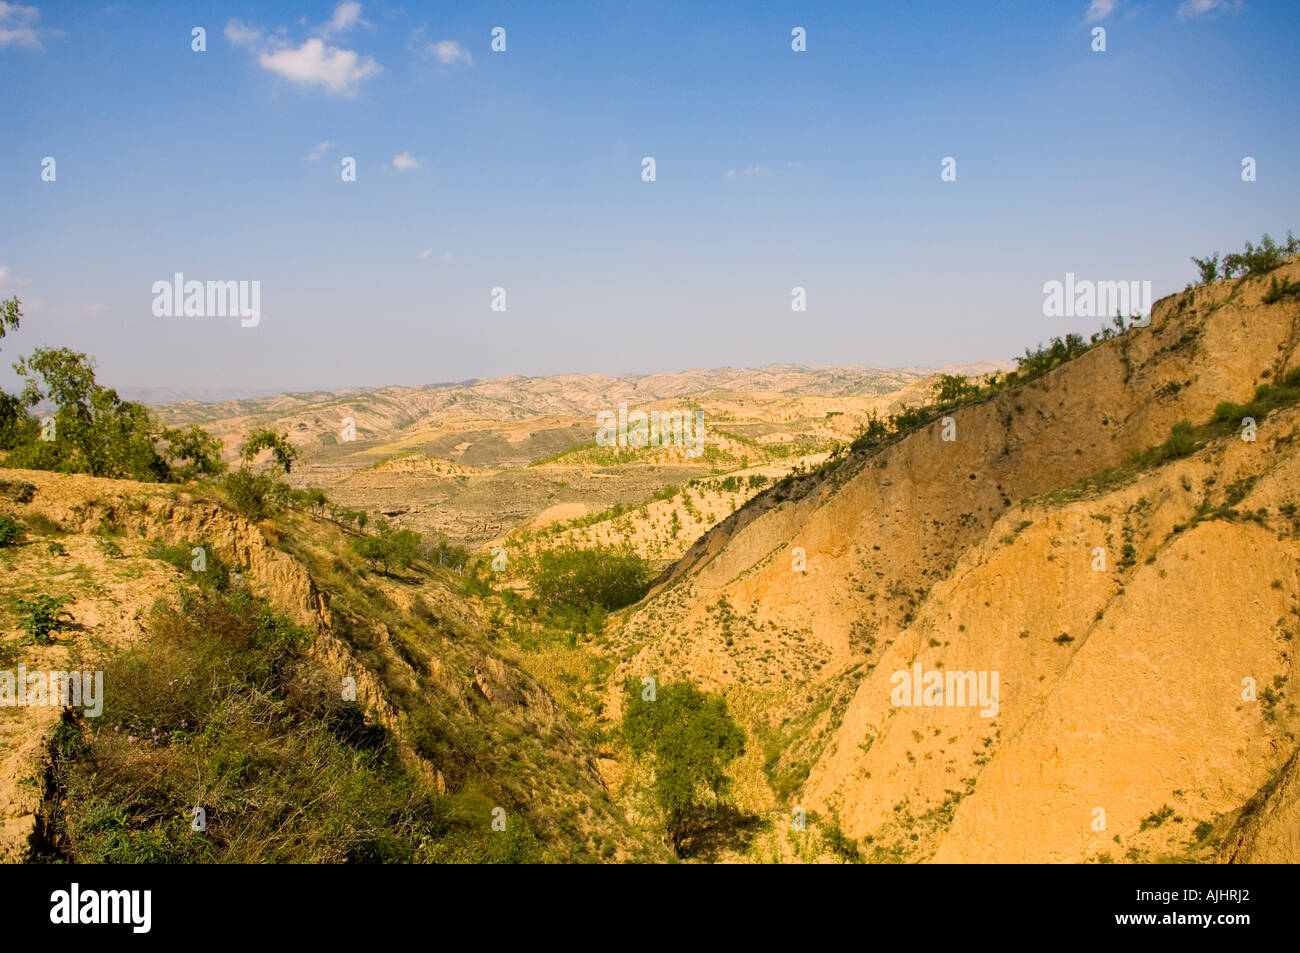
(423, 535, 470, 570)
(350, 518, 422, 573)
(8, 347, 170, 480)
(1211, 232, 1298, 281)
(0, 296, 19, 343)
(0, 389, 27, 450)
(239, 428, 299, 474)
(161, 424, 227, 479)
(287, 486, 328, 513)
(1191, 253, 1220, 285)
(222, 468, 286, 521)
(531, 544, 651, 612)
(621, 678, 746, 855)
(933, 374, 980, 405)
(222, 428, 299, 517)
(850, 412, 892, 452)
(333, 507, 368, 529)
(0, 298, 22, 445)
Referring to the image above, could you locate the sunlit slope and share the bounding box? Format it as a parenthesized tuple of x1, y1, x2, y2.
(618, 259, 1300, 862)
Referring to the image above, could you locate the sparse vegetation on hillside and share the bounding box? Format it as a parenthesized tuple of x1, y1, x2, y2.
(1191, 231, 1300, 286)
(829, 230, 1298, 481)
(1044, 368, 1300, 504)
(844, 335, 1111, 458)
(45, 584, 538, 863)
(7, 232, 1300, 866)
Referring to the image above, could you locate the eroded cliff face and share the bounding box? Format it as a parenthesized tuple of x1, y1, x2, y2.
(619, 261, 1300, 862)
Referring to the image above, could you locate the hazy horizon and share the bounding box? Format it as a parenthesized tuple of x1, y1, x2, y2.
(113, 356, 1016, 406)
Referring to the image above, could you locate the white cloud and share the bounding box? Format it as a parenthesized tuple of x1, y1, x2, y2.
(258, 38, 380, 96)
(227, 12, 379, 97)
(726, 165, 769, 178)
(427, 39, 472, 66)
(317, 1, 367, 38)
(1176, 0, 1243, 18)
(392, 151, 420, 170)
(0, 264, 29, 285)
(1084, 0, 1118, 23)
(304, 141, 332, 162)
(224, 18, 264, 47)
(0, 2, 43, 50)
(420, 248, 433, 259)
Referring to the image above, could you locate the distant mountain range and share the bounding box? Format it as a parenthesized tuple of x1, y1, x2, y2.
(140, 361, 1012, 415)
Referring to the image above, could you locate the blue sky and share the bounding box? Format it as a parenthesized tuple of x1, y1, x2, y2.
(2, 0, 1298, 398)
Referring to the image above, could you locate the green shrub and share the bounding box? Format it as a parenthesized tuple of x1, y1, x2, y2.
(145, 539, 231, 590)
(1221, 232, 1298, 279)
(350, 518, 422, 573)
(0, 514, 21, 547)
(160, 424, 227, 480)
(531, 544, 652, 613)
(620, 677, 746, 855)
(287, 486, 329, 512)
(17, 594, 75, 644)
(424, 536, 470, 570)
(222, 468, 287, 521)
(1157, 420, 1197, 460)
(1191, 253, 1220, 285)
(934, 374, 981, 404)
(1263, 275, 1300, 304)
